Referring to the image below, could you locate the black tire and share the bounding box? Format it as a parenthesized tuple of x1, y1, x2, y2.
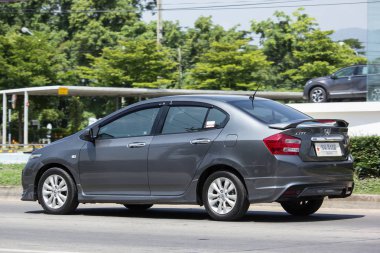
(309, 87, 327, 103)
(281, 198, 324, 216)
(124, 204, 153, 211)
(37, 168, 79, 215)
(202, 171, 249, 221)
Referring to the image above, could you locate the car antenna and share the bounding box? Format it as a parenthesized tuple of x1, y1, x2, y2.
(249, 84, 262, 101)
(249, 84, 262, 108)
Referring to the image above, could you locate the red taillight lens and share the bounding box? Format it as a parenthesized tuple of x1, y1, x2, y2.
(263, 133, 301, 155)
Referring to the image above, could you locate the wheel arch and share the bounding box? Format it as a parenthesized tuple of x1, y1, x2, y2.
(34, 163, 76, 199)
(196, 164, 247, 205)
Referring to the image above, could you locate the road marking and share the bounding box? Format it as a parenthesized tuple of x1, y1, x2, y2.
(0, 249, 82, 253)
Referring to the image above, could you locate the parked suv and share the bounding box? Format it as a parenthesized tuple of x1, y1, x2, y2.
(304, 64, 380, 103)
(22, 95, 354, 221)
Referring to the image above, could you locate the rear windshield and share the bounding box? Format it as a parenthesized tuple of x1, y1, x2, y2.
(230, 100, 311, 124)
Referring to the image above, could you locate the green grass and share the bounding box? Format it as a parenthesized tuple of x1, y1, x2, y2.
(0, 164, 25, 186)
(0, 164, 379, 194)
(354, 177, 380, 195)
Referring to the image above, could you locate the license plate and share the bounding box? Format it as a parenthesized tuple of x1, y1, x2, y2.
(314, 142, 342, 157)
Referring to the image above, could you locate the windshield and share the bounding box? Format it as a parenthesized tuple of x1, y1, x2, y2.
(230, 100, 311, 124)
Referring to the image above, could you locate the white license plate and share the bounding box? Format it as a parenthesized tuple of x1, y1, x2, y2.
(315, 142, 342, 157)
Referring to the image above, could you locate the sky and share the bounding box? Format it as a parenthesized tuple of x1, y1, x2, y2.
(143, 0, 368, 31)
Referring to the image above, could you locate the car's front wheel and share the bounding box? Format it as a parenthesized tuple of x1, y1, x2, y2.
(123, 204, 153, 211)
(281, 198, 323, 216)
(309, 87, 327, 103)
(202, 171, 249, 221)
(38, 168, 79, 214)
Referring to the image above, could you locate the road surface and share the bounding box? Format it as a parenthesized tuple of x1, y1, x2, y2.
(0, 200, 379, 253)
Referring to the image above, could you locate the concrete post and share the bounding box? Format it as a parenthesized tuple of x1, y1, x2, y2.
(2, 93, 6, 146)
(24, 91, 28, 145)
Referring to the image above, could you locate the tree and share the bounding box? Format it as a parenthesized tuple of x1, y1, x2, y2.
(183, 16, 247, 70)
(79, 39, 178, 88)
(342, 38, 365, 52)
(186, 40, 271, 90)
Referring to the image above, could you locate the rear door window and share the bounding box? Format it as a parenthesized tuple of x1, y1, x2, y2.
(162, 106, 208, 134)
(161, 106, 228, 134)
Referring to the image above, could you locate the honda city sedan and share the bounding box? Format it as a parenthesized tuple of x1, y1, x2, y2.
(22, 95, 354, 221)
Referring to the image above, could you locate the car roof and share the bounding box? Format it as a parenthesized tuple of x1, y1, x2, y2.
(146, 95, 268, 103)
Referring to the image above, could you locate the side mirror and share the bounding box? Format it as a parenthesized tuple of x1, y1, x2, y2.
(80, 128, 95, 142)
(331, 74, 337, 80)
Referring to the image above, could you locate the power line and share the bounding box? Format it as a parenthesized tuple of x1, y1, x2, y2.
(162, 0, 315, 6)
(161, 0, 379, 11)
(0, 0, 377, 14)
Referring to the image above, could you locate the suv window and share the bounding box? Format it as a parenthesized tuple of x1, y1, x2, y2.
(231, 100, 310, 124)
(162, 106, 208, 134)
(98, 107, 159, 139)
(356, 66, 368, 75)
(335, 67, 355, 78)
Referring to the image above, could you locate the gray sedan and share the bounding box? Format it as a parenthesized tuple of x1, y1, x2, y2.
(22, 95, 354, 221)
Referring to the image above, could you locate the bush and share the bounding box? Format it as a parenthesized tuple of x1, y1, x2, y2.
(350, 136, 380, 178)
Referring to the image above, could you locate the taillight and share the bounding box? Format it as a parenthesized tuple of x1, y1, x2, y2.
(263, 133, 301, 155)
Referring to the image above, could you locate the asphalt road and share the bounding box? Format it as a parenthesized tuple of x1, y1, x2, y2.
(0, 200, 379, 253)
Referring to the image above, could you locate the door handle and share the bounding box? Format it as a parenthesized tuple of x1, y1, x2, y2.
(190, 138, 211, 145)
(127, 142, 146, 148)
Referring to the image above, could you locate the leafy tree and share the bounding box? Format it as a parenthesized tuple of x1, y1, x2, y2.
(342, 38, 365, 52)
(186, 40, 271, 90)
(251, 9, 316, 76)
(79, 39, 178, 88)
(0, 32, 65, 89)
(183, 16, 247, 70)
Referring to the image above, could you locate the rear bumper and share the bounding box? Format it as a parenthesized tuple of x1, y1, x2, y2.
(245, 155, 354, 203)
(276, 181, 354, 202)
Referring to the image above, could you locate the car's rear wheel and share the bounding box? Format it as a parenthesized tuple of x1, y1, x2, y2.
(38, 168, 78, 214)
(309, 87, 327, 103)
(124, 204, 153, 211)
(202, 171, 249, 221)
(281, 198, 323, 216)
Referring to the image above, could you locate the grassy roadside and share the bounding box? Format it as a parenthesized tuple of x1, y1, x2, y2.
(0, 164, 379, 195)
(0, 164, 24, 186)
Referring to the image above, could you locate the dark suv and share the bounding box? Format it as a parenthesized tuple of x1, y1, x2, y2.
(304, 64, 380, 103)
(22, 95, 354, 221)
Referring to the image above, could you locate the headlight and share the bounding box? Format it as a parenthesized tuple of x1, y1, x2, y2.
(29, 154, 42, 160)
(307, 80, 313, 84)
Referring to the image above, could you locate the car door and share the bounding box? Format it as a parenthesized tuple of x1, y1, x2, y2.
(148, 102, 229, 196)
(330, 66, 357, 97)
(79, 105, 161, 195)
(350, 65, 367, 97)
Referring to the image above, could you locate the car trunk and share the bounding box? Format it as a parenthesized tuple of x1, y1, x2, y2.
(270, 119, 350, 162)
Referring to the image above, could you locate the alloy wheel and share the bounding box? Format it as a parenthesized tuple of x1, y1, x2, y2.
(207, 177, 237, 215)
(42, 174, 68, 209)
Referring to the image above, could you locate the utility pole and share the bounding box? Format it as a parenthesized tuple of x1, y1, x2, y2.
(156, 0, 163, 46)
(178, 47, 183, 88)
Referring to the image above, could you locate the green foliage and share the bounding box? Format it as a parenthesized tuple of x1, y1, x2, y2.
(0, 164, 24, 186)
(354, 176, 380, 194)
(343, 38, 365, 51)
(351, 136, 380, 177)
(79, 39, 178, 88)
(186, 40, 271, 90)
(0, 32, 65, 89)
